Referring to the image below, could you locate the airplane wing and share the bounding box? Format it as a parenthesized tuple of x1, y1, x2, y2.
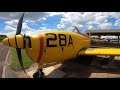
(78, 47, 120, 56)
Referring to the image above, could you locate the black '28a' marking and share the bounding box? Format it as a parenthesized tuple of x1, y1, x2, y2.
(45, 33, 73, 47)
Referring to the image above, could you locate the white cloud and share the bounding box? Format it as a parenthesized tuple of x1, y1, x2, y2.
(87, 13, 109, 25)
(1, 12, 120, 30)
(0, 32, 3, 35)
(106, 12, 120, 19)
(99, 22, 112, 29)
(21, 12, 49, 22)
(4, 19, 18, 26)
(82, 12, 96, 22)
(22, 22, 35, 31)
(3, 21, 36, 36)
(1, 31, 16, 36)
(25, 27, 56, 36)
(3, 26, 55, 36)
(39, 27, 50, 30)
(0, 12, 49, 22)
(4, 19, 35, 31)
(4, 20, 35, 33)
(73, 24, 83, 29)
(0, 12, 27, 20)
(48, 12, 65, 17)
(2, 12, 120, 37)
(57, 12, 84, 29)
(42, 17, 47, 20)
(25, 20, 31, 23)
(114, 19, 120, 26)
(57, 24, 65, 29)
(95, 16, 107, 24)
(88, 25, 94, 30)
(0, 12, 119, 24)
(56, 12, 120, 30)
(4, 25, 16, 31)
(56, 12, 108, 29)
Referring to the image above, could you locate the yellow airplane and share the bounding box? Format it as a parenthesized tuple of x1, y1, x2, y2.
(2, 13, 120, 78)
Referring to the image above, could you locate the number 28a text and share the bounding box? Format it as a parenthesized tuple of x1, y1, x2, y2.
(45, 33, 73, 47)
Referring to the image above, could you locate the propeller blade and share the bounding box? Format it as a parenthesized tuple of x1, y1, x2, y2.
(16, 13, 24, 35)
(15, 13, 29, 77)
(16, 48, 28, 77)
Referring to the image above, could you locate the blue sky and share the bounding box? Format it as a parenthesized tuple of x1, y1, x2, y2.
(0, 12, 120, 36)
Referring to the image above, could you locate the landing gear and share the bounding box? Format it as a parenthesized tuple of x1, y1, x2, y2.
(102, 56, 115, 64)
(101, 56, 118, 69)
(33, 69, 44, 78)
(108, 56, 115, 64)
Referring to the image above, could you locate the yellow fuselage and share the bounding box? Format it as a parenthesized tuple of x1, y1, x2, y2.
(25, 31, 90, 68)
(3, 31, 90, 68)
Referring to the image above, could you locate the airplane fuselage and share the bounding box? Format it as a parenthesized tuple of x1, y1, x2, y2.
(2, 31, 90, 68)
(25, 31, 90, 68)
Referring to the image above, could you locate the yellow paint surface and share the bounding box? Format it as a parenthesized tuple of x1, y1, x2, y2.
(25, 31, 90, 68)
(79, 47, 120, 56)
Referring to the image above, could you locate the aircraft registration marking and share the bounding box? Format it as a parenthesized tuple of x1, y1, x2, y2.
(45, 33, 73, 47)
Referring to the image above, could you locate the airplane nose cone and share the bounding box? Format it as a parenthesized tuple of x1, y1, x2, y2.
(2, 38, 9, 46)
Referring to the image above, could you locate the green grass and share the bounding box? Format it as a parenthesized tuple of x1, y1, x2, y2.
(0, 42, 2, 45)
(112, 76, 120, 78)
(11, 48, 33, 71)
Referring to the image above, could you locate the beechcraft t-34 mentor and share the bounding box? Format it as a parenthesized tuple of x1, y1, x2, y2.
(2, 13, 120, 78)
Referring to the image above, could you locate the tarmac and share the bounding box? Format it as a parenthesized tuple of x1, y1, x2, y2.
(1, 44, 120, 78)
(0, 45, 17, 78)
(14, 56, 120, 78)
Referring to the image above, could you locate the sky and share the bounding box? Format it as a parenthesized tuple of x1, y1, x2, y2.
(0, 12, 120, 36)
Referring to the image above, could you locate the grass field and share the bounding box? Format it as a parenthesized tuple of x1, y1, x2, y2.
(0, 42, 2, 45)
(112, 76, 120, 78)
(11, 48, 33, 71)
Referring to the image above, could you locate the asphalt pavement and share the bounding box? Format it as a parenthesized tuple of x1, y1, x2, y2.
(0, 44, 17, 78)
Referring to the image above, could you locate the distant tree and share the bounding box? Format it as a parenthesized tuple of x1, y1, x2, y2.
(0, 35, 7, 42)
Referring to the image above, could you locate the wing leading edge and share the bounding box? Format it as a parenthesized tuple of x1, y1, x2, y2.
(78, 47, 120, 56)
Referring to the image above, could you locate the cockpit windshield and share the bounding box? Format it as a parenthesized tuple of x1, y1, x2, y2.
(66, 26, 88, 36)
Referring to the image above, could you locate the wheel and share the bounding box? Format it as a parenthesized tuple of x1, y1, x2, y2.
(33, 69, 44, 78)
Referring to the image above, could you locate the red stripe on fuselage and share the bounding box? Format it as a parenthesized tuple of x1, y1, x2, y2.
(37, 34, 44, 63)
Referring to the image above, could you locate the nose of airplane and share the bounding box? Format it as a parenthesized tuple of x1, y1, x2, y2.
(2, 38, 9, 46)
